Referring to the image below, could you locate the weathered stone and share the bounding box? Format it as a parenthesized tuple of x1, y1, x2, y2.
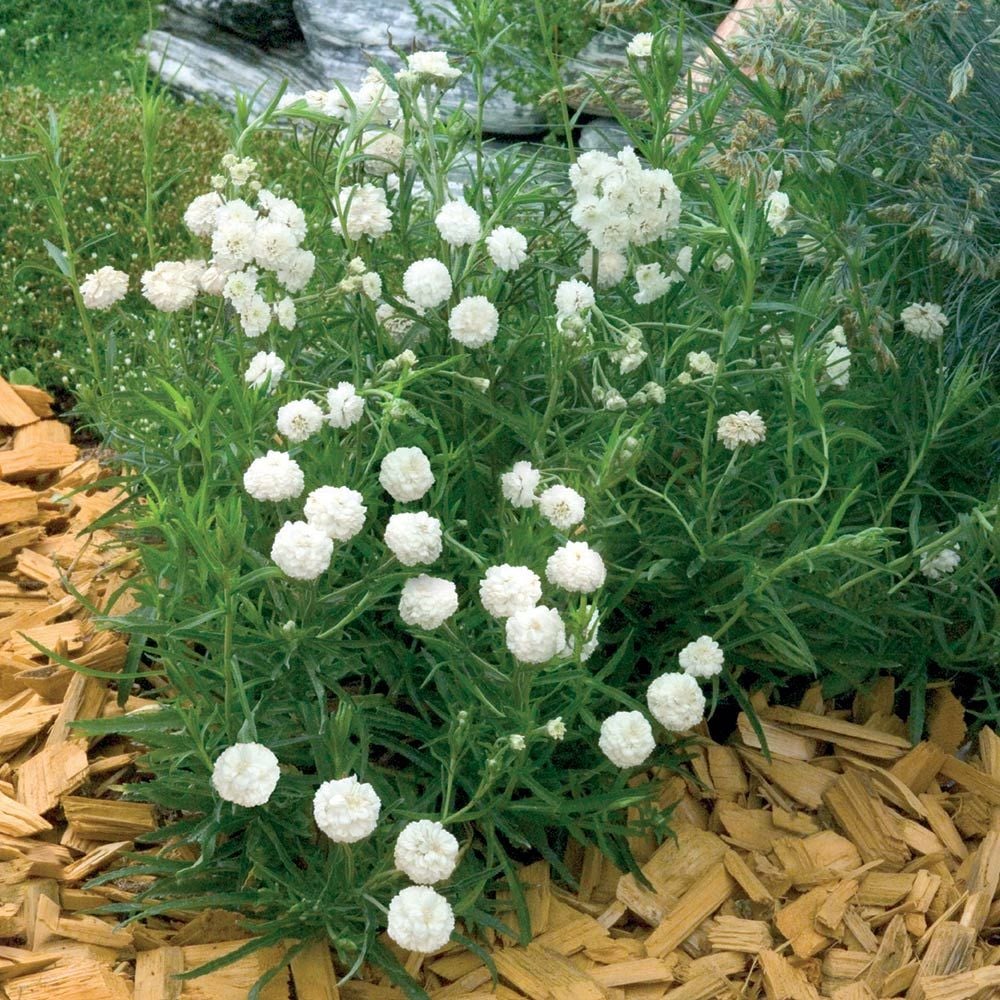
(578, 120, 633, 154)
(169, 0, 302, 45)
(292, 0, 448, 50)
(145, 10, 322, 111)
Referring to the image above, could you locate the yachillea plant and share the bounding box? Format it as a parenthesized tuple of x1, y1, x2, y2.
(19, 16, 998, 997)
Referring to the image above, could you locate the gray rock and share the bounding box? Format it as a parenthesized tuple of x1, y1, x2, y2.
(293, 0, 546, 135)
(578, 120, 632, 153)
(169, 0, 302, 45)
(145, 10, 322, 110)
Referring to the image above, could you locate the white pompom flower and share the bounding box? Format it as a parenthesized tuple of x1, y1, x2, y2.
(647, 673, 706, 732)
(901, 302, 949, 342)
(627, 32, 654, 58)
(678, 635, 724, 679)
(326, 382, 366, 429)
(380, 447, 434, 502)
(399, 575, 459, 630)
(555, 279, 595, 319)
(79, 266, 129, 310)
(141, 260, 202, 312)
(505, 606, 566, 664)
(435, 201, 481, 247)
(304, 486, 367, 541)
(244, 351, 285, 391)
(387, 886, 455, 954)
(270, 521, 334, 580)
(276, 399, 325, 443)
(500, 461, 540, 508)
(599, 711, 656, 768)
(537, 485, 586, 530)
(211, 743, 280, 807)
(333, 183, 393, 241)
(479, 564, 543, 619)
(545, 541, 606, 594)
(183, 191, 223, 237)
(486, 226, 528, 272)
(716, 410, 767, 450)
(394, 820, 460, 884)
(448, 295, 499, 348)
(384, 512, 443, 566)
(920, 545, 961, 581)
(765, 190, 791, 235)
(399, 50, 462, 86)
(243, 451, 304, 502)
(403, 258, 453, 310)
(313, 775, 381, 843)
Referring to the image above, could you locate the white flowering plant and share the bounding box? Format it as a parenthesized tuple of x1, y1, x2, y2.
(24, 18, 998, 995)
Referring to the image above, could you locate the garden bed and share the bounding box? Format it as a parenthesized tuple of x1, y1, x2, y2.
(1, 391, 999, 999)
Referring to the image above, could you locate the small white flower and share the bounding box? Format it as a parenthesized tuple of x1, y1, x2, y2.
(275, 296, 297, 330)
(399, 50, 462, 87)
(403, 258, 453, 310)
(79, 266, 129, 310)
(238, 293, 273, 337)
(384, 512, 442, 566)
(920, 545, 961, 581)
(304, 485, 367, 541)
(678, 635, 724, 679)
(545, 718, 566, 741)
(244, 351, 285, 391)
(223, 267, 258, 307)
(448, 295, 499, 348)
(361, 271, 382, 300)
(141, 260, 202, 312)
(821, 327, 851, 389)
(276, 248, 316, 292)
(363, 130, 405, 176)
(901, 302, 948, 342)
(716, 410, 767, 450)
(500, 461, 540, 508)
(380, 447, 434, 502)
(399, 575, 459, 630)
(211, 743, 280, 807)
(243, 451, 304, 502)
(435, 201, 482, 247)
(387, 886, 455, 954)
(505, 606, 566, 664)
(599, 711, 655, 768)
(687, 351, 717, 377)
(537, 485, 586, 530)
(627, 32, 654, 58)
(633, 262, 672, 305)
(271, 521, 333, 580)
(545, 541, 606, 593)
(479, 564, 542, 619)
(394, 820, 459, 884)
(647, 673, 706, 732)
(333, 183, 393, 241)
(326, 382, 366, 429)
(765, 191, 791, 236)
(183, 191, 223, 237)
(276, 399, 325, 443)
(579, 247, 627, 289)
(313, 775, 381, 843)
(509, 734, 526, 751)
(555, 279, 595, 319)
(486, 226, 528, 272)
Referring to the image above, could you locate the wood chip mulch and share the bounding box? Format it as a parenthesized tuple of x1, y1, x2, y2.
(2, 379, 1000, 999)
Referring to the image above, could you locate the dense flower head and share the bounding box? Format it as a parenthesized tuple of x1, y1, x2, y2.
(141, 260, 202, 312)
(647, 672, 705, 731)
(212, 217, 257, 271)
(275, 297, 297, 331)
(244, 351, 285, 391)
(80, 266, 129, 310)
(435, 201, 481, 247)
(264, 195, 308, 242)
(399, 50, 462, 86)
(363, 130, 405, 176)
(555, 279, 595, 319)
(628, 32, 654, 58)
(479, 564, 543, 619)
(354, 67, 401, 123)
(394, 820, 460, 884)
(403, 258, 453, 309)
(313, 775, 381, 843)
(199, 263, 228, 296)
(546, 717, 567, 740)
(275, 248, 316, 292)
(501, 461, 540, 508)
(183, 191, 223, 237)
(765, 190, 791, 235)
(223, 267, 258, 308)
(579, 247, 627, 289)
(634, 262, 673, 305)
(920, 545, 961, 581)
(687, 351, 717, 376)
(326, 382, 366, 429)
(252, 219, 298, 271)
(678, 635, 724, 679)
(448, 295, 499, 348)
(545, 541, 606, 593)
(384, 512, 443, 566)
(717, 410, 767, 450)
(599, 711, 655, 768)
(380, 447, 435, 502)
(333, 184, 393, 241)
(538, 485, 586, 530)
(211, 743, 280, 807)
(270, 521, 333, 580)
(505, 606, 566, 664)
(486, 226, 528, 272)
(901, 302, 948, 342)
(243, 451, 304, 502)
(387, 886, 455, 953)
(276, 399, 325, 443)
(399, 575, 459, 629)
(304, 485, 367, 541)
(569, 147, 681, 251)
(238, 292, 273, 337)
